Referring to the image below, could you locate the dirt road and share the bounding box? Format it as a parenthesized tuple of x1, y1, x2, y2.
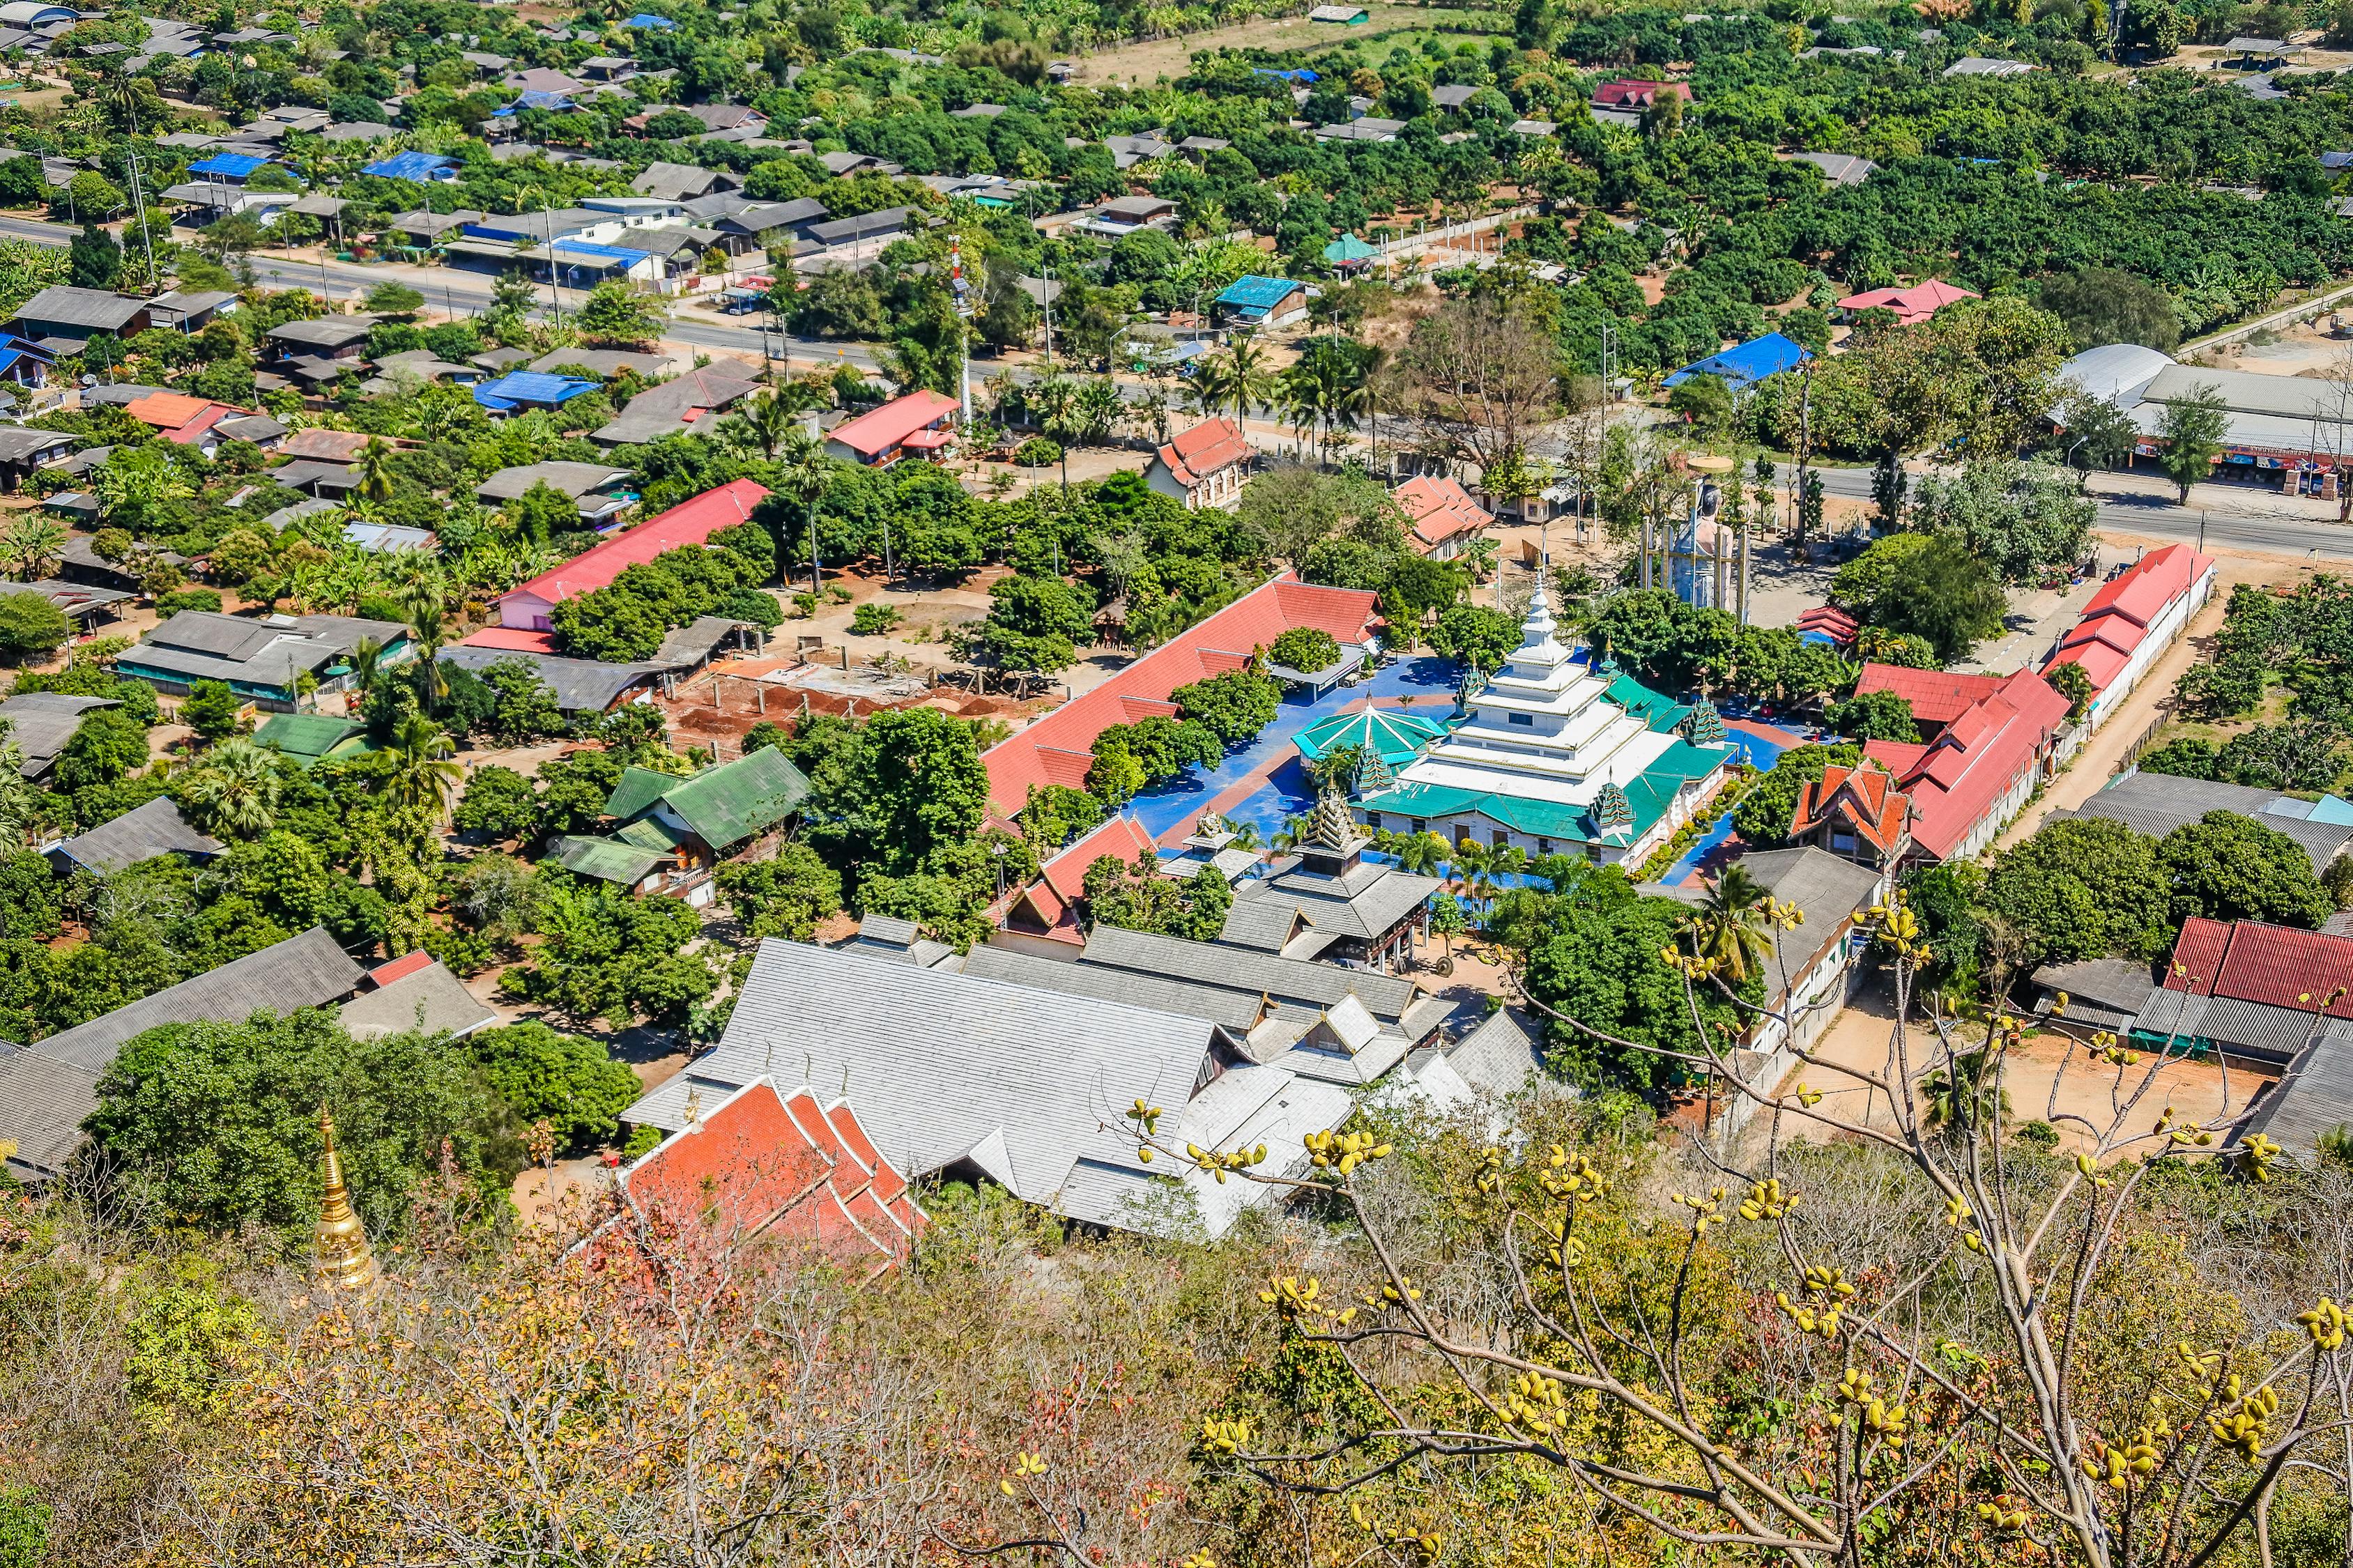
(1071, 2, 1496, 84)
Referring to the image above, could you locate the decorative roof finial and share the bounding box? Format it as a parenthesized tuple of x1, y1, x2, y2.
(314, 1105, 378, 1293)
(1308, 776, 1365, 852)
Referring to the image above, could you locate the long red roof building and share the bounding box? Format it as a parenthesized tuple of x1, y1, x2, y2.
(496, 477, 770, 630)
(982, 575, 1379, 816)
(1853, 664, 2069, 862)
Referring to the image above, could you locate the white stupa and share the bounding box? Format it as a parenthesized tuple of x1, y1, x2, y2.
(1354, 571, 1734, 863)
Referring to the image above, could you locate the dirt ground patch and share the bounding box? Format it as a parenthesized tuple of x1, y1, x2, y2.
(1071, 2, 1497, 85)
(1772, 979, 2271, 1162)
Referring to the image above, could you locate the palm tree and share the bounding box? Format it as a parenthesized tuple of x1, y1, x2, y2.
(384, 712, 463, 823)
(397, 583, 451, 714)
(1, 516, 67, 581)
(1185, 354, 1237, 422)
(348, 636, 383, 698)
(178, 740, 282, 838)
(1223, 332, 1276, 425)
(351, 437, 398, 503)
(1074, 377, 1126, 445)
(724, 389, 798, 461)
(772, 429, 834, 597)
(1389, 830, 1446, 877)
(1689, 863, 1774, 984)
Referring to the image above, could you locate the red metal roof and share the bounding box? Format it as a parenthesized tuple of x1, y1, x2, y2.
(1040, 814, 1158, 900)
(1834, 279, 1978, 324)
(125, 390, 223, 429)
(367, 949, 437, 987)
(2161, 916, 2353, 1018)
(622, 1078, 923, 1276)
(1156, 417, 1252, 488)
(827, 390, 957, 459)
(1393, 475, 1489, 551)
(1853, 663, 2007, 726)
(1593, 78, 1692, 106)
(1860, 668, 2068, 860)
(459, 626, 560, 652)
(2046, 545, 2216, 693)
(500, 477, 770, 611)
(983, 575, 1379, 815)
(1796, 605, 1860, 643)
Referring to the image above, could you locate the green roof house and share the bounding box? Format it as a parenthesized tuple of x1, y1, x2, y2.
(583, 747, 814, 905)
(1321, 232, 1379, 270)
(253, 712, 376, 767)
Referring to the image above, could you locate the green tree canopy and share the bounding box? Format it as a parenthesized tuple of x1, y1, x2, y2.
(466, 1021, 642, 1155)
(84, 1010, 518, 1248)
(1986, 815, 2172, 968)
(2159, 810, 2333, 930)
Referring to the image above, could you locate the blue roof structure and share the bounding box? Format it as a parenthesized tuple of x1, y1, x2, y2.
(1663, 331, 1810, 391)
(515, 89, 574, 110)
(474, 371, 601, 412)
(625, 11, 677, 25)
(362, 150, 457, 183)
(551, 239, 655, 268)
(1216, 274, 1301, 313)
(1250, 66, 1319, 81)
(188, 151, 271, 178)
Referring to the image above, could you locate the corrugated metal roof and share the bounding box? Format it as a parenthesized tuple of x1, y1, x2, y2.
(656, 747, 811, 850)
(620, 938, 1224, 1220)
(553, 833, 667, 884)
(338, 958, 498, 1038)
(1078, 923, 1421, 1020)
(49, 795, 220, 873)
(35, 926, 363, 1073)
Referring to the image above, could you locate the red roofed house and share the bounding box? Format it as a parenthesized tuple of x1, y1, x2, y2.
(618, 1077, 923, 1278)
(1833, 279, 1979, 325)
(1852, 663, 2009, 741)
(1592, 78, 1692, 109)
(2046, 544, 2217, 730)
(1850, 664, 2071, 863)
(1393, 474, 1492, 559)
(125, 390, 245, 453)
(2156, 916, 2353, 1068)
(1147, 416, 1253, 509)
(984, 574, 1379, 816)
(1790, 759, 1912, 875)
(496, 477, 770, 631)
(995, 814, 1160, 953)
(824, 389, 957, 467)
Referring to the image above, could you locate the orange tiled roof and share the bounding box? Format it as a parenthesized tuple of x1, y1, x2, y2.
(1156, 417, 1252, 487)
(1792, 761, 1910, 854)
(621, 1078, 923, 1277)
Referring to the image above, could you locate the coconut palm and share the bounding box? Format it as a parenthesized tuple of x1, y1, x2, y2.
(774, 429, 834, 596)
(1388, 830, 1446, 877)
(1, 516, 67, 581)
(723, 389, 799, 461)
(1223, 332, 1276, 424)
(351, 436, 399, 503)
(1690, 863, 1773, 984)
(397, 583, 452, 713)
(383, 712, 463, 822)
(178, 740, 282, 839)
(348, 636, 383, 697)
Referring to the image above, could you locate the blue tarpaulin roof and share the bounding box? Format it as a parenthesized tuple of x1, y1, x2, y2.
(551, 238, 654, 267)
(188, 151, 270, 178)
(362, 150, 457, 182)
(515, 89, 573, 109)
(1251, 66, 1319, 81)
(1663, 331, 1811, 390)
(625, 11, 676, 24)
(473, 371, 600, 411)
(1216, 274, 1301, 309)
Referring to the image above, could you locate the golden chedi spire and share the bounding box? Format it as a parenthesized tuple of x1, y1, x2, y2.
(314, 1105, 378, 1292)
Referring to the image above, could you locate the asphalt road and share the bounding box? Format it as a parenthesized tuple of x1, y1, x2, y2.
(1791, 459, 2353, 565)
